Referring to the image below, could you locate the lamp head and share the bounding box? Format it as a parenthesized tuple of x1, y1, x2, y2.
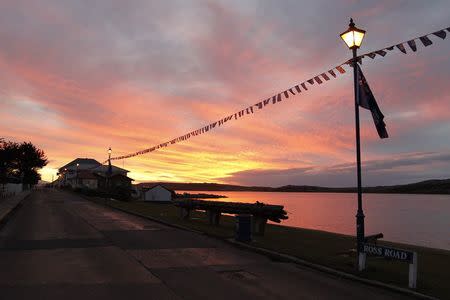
(340, 18, 366, 49)
(108, 147, 112, 154)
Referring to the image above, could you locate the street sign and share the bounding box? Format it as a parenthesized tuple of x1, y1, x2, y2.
(362, 243, 418, 289)
(363, 243, 414, 263)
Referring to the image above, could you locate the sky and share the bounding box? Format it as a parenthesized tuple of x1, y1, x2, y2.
(1, 0, 450, 187)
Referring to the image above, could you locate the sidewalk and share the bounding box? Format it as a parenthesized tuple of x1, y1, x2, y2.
(0, 190, 31, 227)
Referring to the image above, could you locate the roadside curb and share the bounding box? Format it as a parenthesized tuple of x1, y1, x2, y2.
(226, 239, 438, 300)
(78, 193, 438, 300)
(0, 191, 31, 230)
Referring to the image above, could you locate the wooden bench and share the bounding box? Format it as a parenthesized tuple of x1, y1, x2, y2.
(173, 199, 288, 235)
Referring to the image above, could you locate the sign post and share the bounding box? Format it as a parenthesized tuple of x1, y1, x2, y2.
(363, 243, 418, 289)
(409, 252, 418, 289)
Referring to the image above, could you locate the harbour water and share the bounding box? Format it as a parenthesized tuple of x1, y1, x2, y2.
(178, 191, 450, 250)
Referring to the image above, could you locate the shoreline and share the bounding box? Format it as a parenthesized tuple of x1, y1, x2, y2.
(138, 178, 450, 195)
(177, 189, 450, 196)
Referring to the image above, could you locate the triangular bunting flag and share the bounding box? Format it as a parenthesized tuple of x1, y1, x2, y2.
(328, 70, 336, 78)
(314, 76, 323, 84)
(396, 43, 407, 54)
(407, 40, 417, 52)
(433, 30, 446, 39)
(295, 85, 301, 93)
(283, 90, 289, 98)
(386, 46, 395, 51)
(288, 88, 296, 96)
(307, 79, 314, 85)
(301, 82, 308, 90)
(336, 66, 346, 74)
(255, 102, 263, 109)
(376, 50, 387, 57)
(263, 98, 270, 106)
(271, 93, 282, 104)
(419, 36, 432, 46)
(367, 53, 376, 59)
(321, 73, 330, 81)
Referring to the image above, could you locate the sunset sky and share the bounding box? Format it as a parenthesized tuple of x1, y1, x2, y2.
(1, 0, 450, 187)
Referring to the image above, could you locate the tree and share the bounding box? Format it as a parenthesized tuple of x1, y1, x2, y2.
(0, 139, 48, 185)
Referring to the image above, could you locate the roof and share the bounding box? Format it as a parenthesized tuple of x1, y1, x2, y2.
(91, 164, 129, 174)
(58, 158, 129, 173)
(59, 158, 101, 170)
(142, 184, 174, 193)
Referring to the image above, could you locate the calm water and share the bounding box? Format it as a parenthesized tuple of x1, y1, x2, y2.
(178, 191, 450, 250)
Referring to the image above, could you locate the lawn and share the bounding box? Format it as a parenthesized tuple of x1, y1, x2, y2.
(89, 197, 449, 299)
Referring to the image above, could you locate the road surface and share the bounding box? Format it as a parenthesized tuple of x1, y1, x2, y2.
(0, 190, 412, 299)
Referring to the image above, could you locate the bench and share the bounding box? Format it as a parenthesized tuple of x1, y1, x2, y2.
(364, 233, 384, 244)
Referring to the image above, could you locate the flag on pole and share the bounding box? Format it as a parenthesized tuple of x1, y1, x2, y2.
(357, 65, 389, 139)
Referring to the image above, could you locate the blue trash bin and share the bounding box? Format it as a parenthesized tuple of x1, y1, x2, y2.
(235, 214, 252, 242)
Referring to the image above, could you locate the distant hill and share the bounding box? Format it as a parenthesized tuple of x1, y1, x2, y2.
(137, 179, 450, 195)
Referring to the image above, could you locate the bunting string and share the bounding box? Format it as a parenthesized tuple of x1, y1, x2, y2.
(106, 26, 450, 163)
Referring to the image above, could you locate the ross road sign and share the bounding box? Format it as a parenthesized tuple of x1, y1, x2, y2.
(362, 243, 418, 289)
(363, 243, 414, 263)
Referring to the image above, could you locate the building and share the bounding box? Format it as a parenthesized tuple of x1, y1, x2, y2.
(56, 158, 133, 191)
(142, 185, 174, 202)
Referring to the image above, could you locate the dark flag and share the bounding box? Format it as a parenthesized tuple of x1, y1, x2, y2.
(419, 36, 432, 47)
(357, 65, 389, 139)
(407, 40, 417, 52)
(396, 43, 407, 54)
(433, 30, 446, 39)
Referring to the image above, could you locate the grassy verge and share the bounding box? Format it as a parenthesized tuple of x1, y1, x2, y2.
(90, 198, 449, 299)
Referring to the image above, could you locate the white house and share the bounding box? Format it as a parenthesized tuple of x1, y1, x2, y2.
(143, 185, 173, 202)
(56, 158, 132, 190)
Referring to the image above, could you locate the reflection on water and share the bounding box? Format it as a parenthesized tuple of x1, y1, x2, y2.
(178, 191, 450, 250)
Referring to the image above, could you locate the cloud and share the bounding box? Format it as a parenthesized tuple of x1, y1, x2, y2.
(0, 0, 449, 184)
(223, 151, 450, 187)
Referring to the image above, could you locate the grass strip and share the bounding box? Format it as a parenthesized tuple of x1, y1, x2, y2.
(90, 198, 449, 299)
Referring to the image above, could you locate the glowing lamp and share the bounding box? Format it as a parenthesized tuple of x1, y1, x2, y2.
(340, 18, 365, 49)
(108, 147, 112, 154)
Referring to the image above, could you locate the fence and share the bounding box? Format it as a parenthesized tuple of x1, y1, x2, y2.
(0, 183, 23, 199)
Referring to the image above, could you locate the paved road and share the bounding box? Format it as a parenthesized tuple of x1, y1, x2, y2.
(0, 190, 412, 299)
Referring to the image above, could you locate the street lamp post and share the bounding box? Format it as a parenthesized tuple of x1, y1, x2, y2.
(340, 18, 366, 270)
(76, 163, 79, 187)
(107, 147, 112, 190)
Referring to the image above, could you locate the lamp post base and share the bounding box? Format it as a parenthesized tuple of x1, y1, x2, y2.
(358, 252, 366, 271)
(356, 211, 365, 271)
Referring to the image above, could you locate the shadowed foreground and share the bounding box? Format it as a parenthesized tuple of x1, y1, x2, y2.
(0, 190, 411, 299)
